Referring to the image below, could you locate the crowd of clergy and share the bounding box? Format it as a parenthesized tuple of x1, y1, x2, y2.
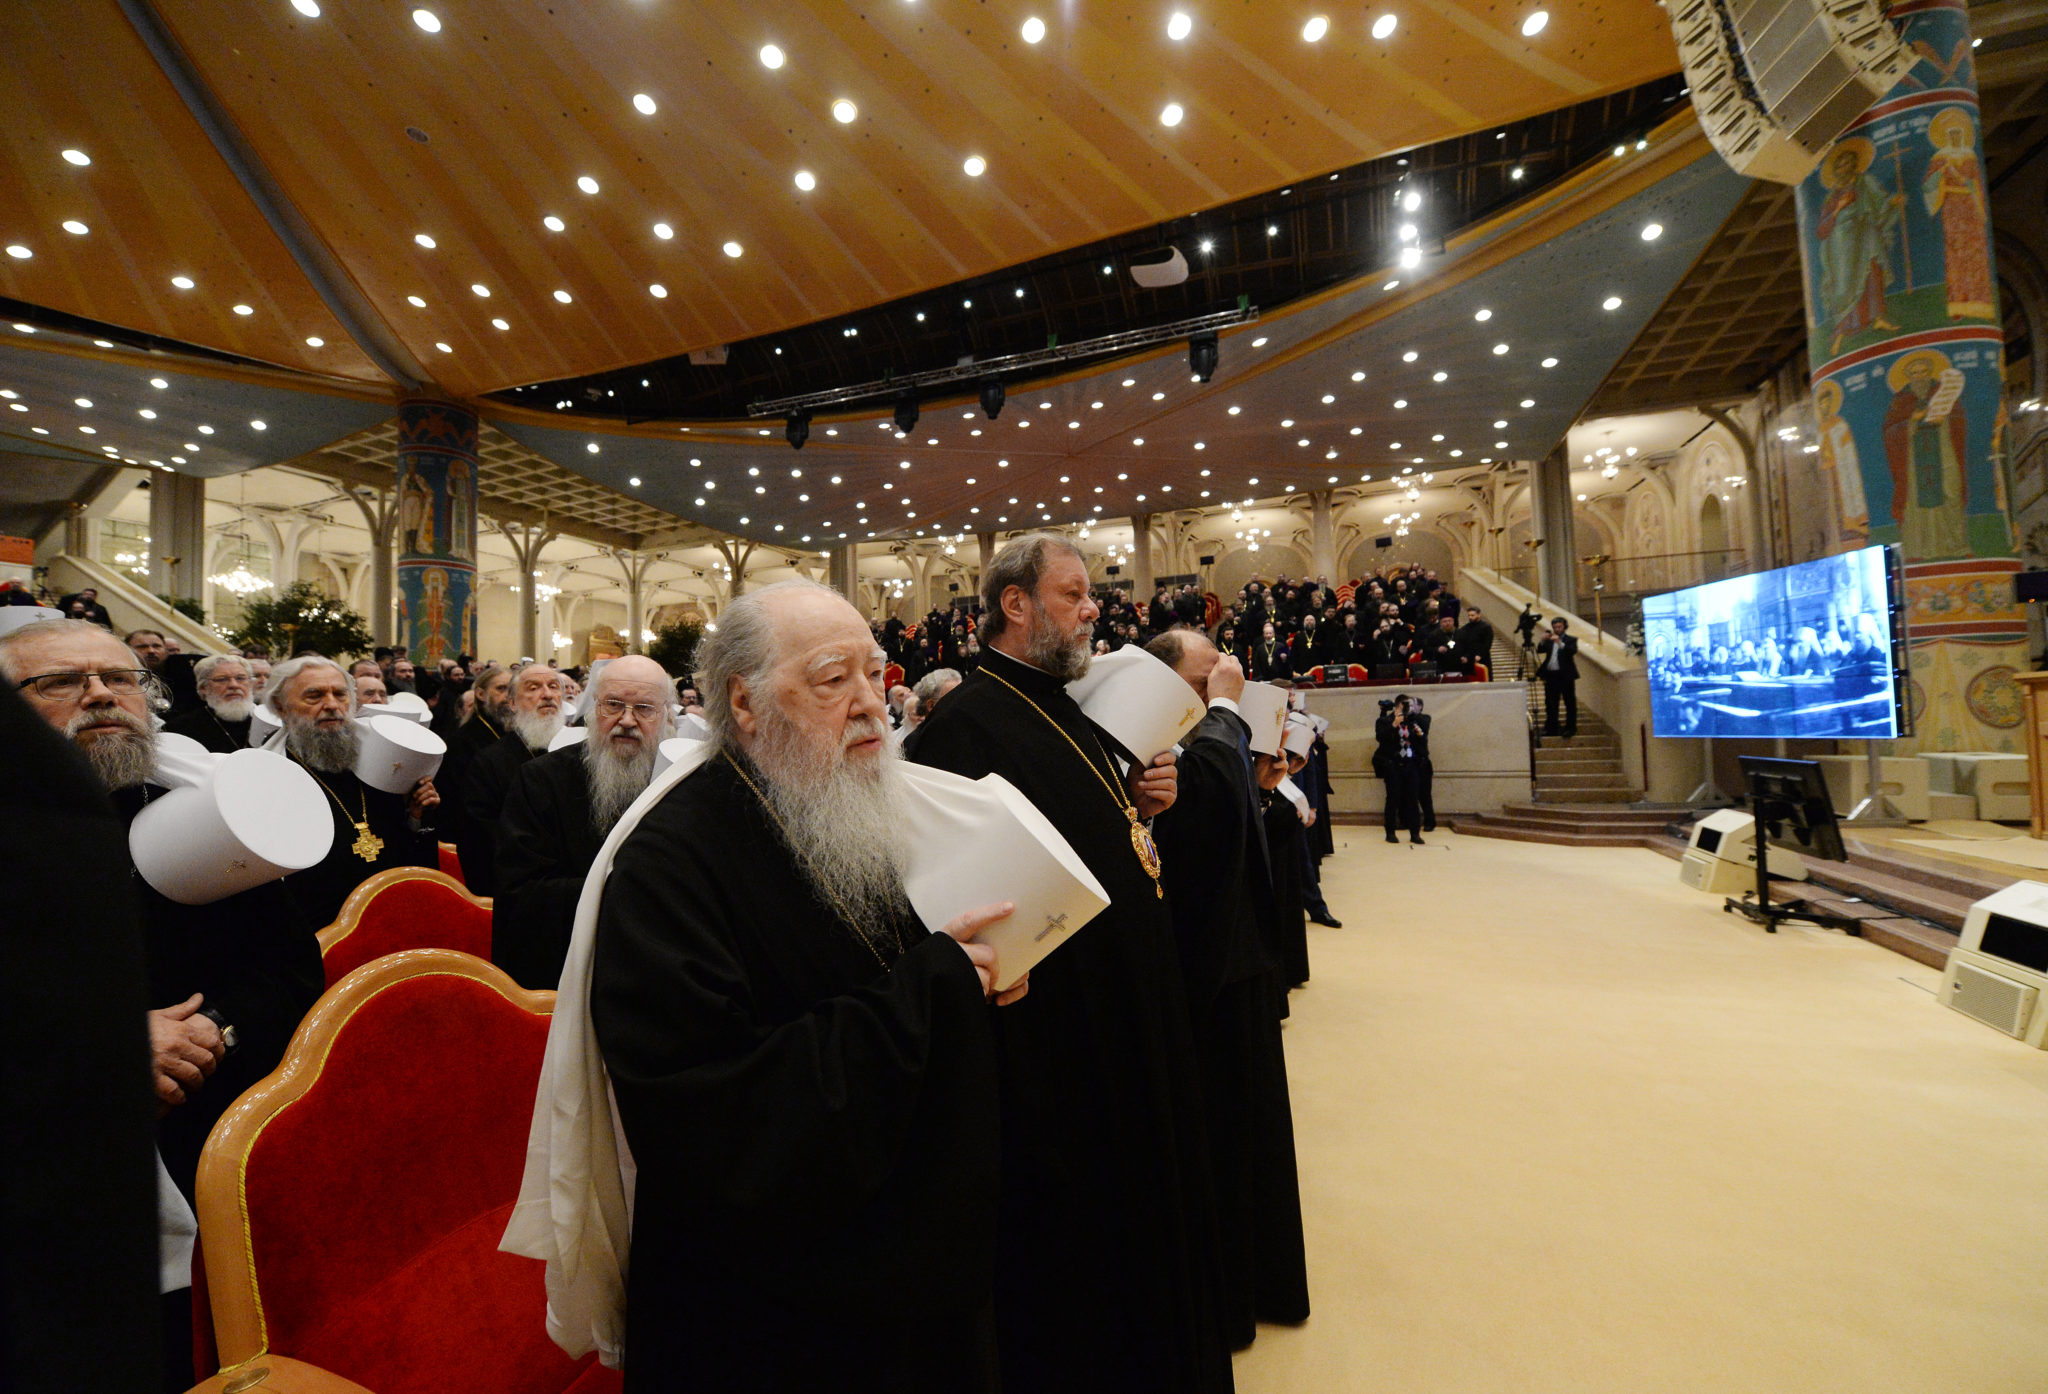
(1, 533, 1435, 1393)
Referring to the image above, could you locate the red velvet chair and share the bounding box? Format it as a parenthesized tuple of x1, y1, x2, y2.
(194, 949, 620, 1394)
(883, 662, 905, 690)
(1346, 663, 1369, 683)
(317, 867, 493, 988)
(437, 841, 466, 886)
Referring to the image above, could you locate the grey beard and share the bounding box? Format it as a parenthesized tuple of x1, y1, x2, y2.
(744, 706, 910, 946)
(205, 695, 253, 723)
(287, 718, 361, 773)
(1025, 601, 1093, 682)
(583, 735, 657, 833)
(67, 703, 157, 791)
(510, 708, 565, 752)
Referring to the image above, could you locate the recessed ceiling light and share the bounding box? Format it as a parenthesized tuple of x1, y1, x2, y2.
(831, 98, 858, 123)
(652, 222, 674, 240)
(411, 8, 440, 32)
(1228, 405, 1241, 415)
(632, 93, 658, 116)
(1383, 279, 1400, 290)
(77, 425, 94, 434)
(149, 377, 168, 389)
(1167, 11, 1193, 39)
(231, 304, 253, 316)
(171, 276, 195, 289)
(197, 424, 214, 433)
(491, 317, 508, 331)
(543, 215, 565, 233)
(1402, 190, 1423, 212)
(413, 232, 437, 249)
(62, 220, 88, 235)
(586, 442, 600, 454)
(577, 175, 600, 194)
(434, 341, 452, 352)
(1474, 308, 1492, 322)
(74, 397, 93, 408)
(61, 148, 91, 166)
(1641, 222, 1664, 241)
(1160, 102, 1185, 127)
(1521, 9, 1549, 36)
(250, 419, 267, 431)
(1492, 342, 1509, 354)
(1521, 398, 1536, 408)
(1399, 245, 1421, 268)
(1541, 356, 1558, 368)
(552, 289, 572, 304)
(1351, 370, 1366, 381)
(963, 155, 987, 177)
(1394, 399, 1408, 408)
(649, 283, 668, 297)
(1397, 223, 1416, 243)
(1371, 12, 1398, 40)
(721, 241, 743, 258)
(1252, 336, 1268, 347)
(469, 283, 490, 297)
(1302, 15, 1329, 40)
(4, 246, 31, 260)
(291, 0, 320, 14)
(1602, 295, 1622, 310)
(305, 336, 324, 347)
(794, 169, 816, 191)
(1402, 350, 1418, 362)
(1433, 371, 1448, 382)
(629, 476, 641, 487)
(407, 294, 426, 307)
(1022, 15, 1046, 42)
(1321, 394, 1335, 404)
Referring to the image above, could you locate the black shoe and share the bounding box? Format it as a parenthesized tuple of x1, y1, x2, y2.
(1410, 836, 1426, 845)
(1423, 822, 1436, 833)
(1310, 914, 1343, 928)
(1385, 835, 1400, 844)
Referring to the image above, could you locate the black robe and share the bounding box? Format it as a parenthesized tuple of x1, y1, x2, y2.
(1260, 792, 1312, 990)
(163, 704, 252, 755)
(279, 762, 437, 931)
(905, 645, 1234, 1394)
(434, 711, 505, 856)
(458, 732, 539, 896)
(1153, 707, 1311, 1345)
(111, 784, 325, 1200)
(493, 745, 606, 990)
(591, 755, 1001, 1394)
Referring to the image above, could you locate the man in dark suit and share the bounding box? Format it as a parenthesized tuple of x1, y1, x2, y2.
(1374, 693, 1425, 845)
(1455, 606, 1494, 677)
(1535, 618, 1579, 738)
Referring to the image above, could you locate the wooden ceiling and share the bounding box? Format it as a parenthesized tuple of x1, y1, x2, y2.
(3, 0, 1682, 401)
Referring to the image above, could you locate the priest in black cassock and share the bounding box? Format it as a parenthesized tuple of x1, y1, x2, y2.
(906, 534, 1236, 1394)
(458, 662, 563, 896)
(434, 663, 511, 871)
(164, 653, 256, 753)
(591, 581, 1020, 1393)
(1144, 628, 1311, 1347)
(268, 656, 439, 929)
(495, 656, 673, 990)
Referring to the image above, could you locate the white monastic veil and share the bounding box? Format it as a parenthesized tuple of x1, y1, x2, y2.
(499, 737, 718, 1369)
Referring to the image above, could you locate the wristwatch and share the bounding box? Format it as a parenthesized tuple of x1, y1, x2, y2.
(196, 1005, 240, 1055)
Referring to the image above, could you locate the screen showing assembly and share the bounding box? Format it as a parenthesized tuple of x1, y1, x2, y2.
(1642, 545, 1907, 740)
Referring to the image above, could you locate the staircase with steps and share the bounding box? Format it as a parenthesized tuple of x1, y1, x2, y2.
(1529, 714, 1640, 804)
(1451, 802, 1686, 847)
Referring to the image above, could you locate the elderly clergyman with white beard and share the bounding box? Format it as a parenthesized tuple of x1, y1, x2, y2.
(165, 653, 257, 753)
(459, 662, 564, 896)
(0, 620, 322, 1206)
(269, 654, 440, 929)
(585, 580, 1022, 1393)
(491, 655, 675, 990)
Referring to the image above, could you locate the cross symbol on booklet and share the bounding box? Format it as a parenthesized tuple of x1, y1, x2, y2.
(1036, 912, 1070, 943)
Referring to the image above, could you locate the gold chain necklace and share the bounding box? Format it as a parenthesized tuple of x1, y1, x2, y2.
(304, 766, 384, 862)
(722, 752, 894, 969)
(981, 666, 1164, 898)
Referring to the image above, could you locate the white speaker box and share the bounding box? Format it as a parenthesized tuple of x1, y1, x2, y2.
(1940, 882, 2048, 1047)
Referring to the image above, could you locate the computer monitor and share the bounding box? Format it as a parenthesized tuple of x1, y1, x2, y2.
(1725, 756, 1857, 935)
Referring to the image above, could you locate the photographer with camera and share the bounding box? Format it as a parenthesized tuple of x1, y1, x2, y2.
(1373, 693, 1427, 846)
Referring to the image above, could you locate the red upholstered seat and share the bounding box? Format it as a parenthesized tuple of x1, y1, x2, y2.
(437, 841, 466, 885)
(317, 868, 492, 988)
(1346, 663, 1369, 683)
(883, 662, 905, 689)
(195, 949, 618, 1394)
(1474, 661, 1490, 682)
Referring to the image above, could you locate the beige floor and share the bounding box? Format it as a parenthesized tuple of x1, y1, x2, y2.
(1235, 829, 2048, 1394)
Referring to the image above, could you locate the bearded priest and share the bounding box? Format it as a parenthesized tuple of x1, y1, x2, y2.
(493, 655, 674, 990)
(904, 534, 1235, 1394)
(165, 653, 257, 753)
(270, 655, 439, 928)
(458, 662, 564, 896)
(589, 580, 1018, 1392)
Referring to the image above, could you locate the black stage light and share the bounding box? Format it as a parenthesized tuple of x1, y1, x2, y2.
(894, 394, 920, 435)
(786, 411, 811, 450)
(979, 380, 1006, 420)
(1189, 332, 1220, 383)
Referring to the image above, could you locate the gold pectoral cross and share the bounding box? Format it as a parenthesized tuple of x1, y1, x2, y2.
(1126, 809, 1164, 897)
(351, 821, 385, 862)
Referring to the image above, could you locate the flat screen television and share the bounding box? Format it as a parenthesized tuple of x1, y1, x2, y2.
(1642, 544, 1910, 740)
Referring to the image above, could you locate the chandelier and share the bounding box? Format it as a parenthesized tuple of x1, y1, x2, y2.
(209, 561, 272, 595)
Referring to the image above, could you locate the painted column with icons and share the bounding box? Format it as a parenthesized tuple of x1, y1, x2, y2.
(1793, 0, 2022, 751)
(394, 399, 479, 667)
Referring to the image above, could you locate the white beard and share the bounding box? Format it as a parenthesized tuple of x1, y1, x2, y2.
(583, 734, 657, 833)
(287, 716, 361, 773)
(1025, 600, 1093, 681)
(67, 702, 157, 790)
(744, 706, 909, 946)
(205, 695, 253, 723)
(510, 707, 566, 752)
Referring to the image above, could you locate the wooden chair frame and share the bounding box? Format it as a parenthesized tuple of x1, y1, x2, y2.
(315, 866, 492, 956)
(195, 949, 553, 1377)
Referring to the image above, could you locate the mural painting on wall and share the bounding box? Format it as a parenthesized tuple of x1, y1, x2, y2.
(394, 401, 480, 667)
